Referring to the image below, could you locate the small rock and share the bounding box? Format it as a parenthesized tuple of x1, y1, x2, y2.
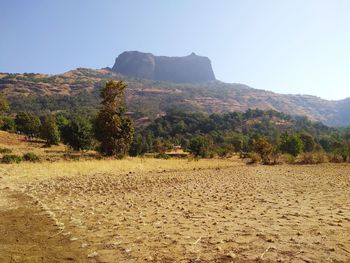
(87, 251, 98, 258)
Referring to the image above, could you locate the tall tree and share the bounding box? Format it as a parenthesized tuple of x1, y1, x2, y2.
(94, 80, 134, 157)
(41, 115, 60, 146)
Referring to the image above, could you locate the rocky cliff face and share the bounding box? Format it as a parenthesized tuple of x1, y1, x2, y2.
(112, 51, 216, 83)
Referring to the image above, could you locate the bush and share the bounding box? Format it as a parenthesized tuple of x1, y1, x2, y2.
(61, 116, 93, 151)
(15, 112, 41, 137)
(279, 133, 303, 157)
(314, 152, 328, 164)
(299, 152, 328, 164)
(2, 154, 23, 164)
(188, 135, 210, 158)
(0, 116, 16, 132)
(155, 153, 170, 159)
(281, 154, 296, 164)
(252, 137, 277, 164)
(328, 153, 343, 163)
(0, 148, 12, 154)
(215, 145, 234, 158)
(246, 152, 261, 164)
(23, 152, 40, 162)
(299, 152, 315, 164)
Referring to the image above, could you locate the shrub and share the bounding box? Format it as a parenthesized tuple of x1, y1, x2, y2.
(252, 137, 277, 164)
(279, 133, 303, 157)
(314, 152, 328, 164)
(0, 148, 12, 154)
(299, 152, 328, 164)
(155, 153, 170, 159)
(215, 145, 234, 158)
(188, 135, 210, 158)
(328, 153, 343, 163)
(299, 153, 315, 164)
(2, 154, 23, 164)
(246, 152, 261, 164)
(299, 132, 315, 152)
(0, 116, 16, 132)
(281, 154, 296, 164)
(23, 152, 40, 162)
(15, 111, 41, 137)
(61, 116, 93, 151)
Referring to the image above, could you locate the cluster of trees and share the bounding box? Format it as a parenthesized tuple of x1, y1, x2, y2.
(2, 83, 350, 162)
(129, 109, 350, 161)
(0, 81, 134, 156)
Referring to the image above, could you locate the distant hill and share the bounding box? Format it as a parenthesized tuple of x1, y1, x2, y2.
(0, 51, 349, 126)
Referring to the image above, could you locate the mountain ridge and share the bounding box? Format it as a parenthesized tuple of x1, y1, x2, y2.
(0, 56, 349, 127)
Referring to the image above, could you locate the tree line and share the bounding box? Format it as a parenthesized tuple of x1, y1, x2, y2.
(1, 81, 350, 162)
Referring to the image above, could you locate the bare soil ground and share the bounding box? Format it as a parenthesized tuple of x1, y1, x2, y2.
(0, 189, 96, 263)
(1, 160, 350, 262)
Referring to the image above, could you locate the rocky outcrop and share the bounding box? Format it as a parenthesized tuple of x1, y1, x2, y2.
(112, 51, 156, 80)
(112, 51, 216, 83)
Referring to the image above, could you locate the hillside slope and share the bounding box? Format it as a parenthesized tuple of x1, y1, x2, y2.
(0, 68, 349, 126)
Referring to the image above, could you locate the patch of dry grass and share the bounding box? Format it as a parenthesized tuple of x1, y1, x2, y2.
(0, 157, 240, 185)
(0, 131, 66, 158)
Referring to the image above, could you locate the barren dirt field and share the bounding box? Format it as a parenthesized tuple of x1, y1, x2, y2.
(1, 159, 350, 262)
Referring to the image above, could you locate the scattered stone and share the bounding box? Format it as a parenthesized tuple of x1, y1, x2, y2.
(87, 251, 98, 258)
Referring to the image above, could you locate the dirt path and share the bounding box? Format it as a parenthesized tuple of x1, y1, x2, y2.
(0, 189, 96, 263)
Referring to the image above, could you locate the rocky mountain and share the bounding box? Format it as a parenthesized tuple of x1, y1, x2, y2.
(112, 51, 216, 83)
(0, 52, 349, 127)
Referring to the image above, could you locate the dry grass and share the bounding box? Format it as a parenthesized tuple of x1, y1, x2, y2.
(1, 157, 238, 184)
(1, 130, 350, 262)
(0, 130, 66, 158)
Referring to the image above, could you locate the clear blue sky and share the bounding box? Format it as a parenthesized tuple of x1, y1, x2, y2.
(1, 0, 349, 100)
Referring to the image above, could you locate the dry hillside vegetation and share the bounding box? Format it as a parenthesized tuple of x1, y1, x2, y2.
(1, 68, 349, 126)
(1, 159, 349, 262)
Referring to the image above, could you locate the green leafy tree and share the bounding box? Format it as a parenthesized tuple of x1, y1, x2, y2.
(279, 133, 303, 157)
(62, 117, 93, 151)
(0, 116, 16, 132)
(15, 112, 41, 137)
(41, 115, 60, 146)
(56, 113, 70, 132)
(189, 135, 210, 158)
(94, 80, 134, 157)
